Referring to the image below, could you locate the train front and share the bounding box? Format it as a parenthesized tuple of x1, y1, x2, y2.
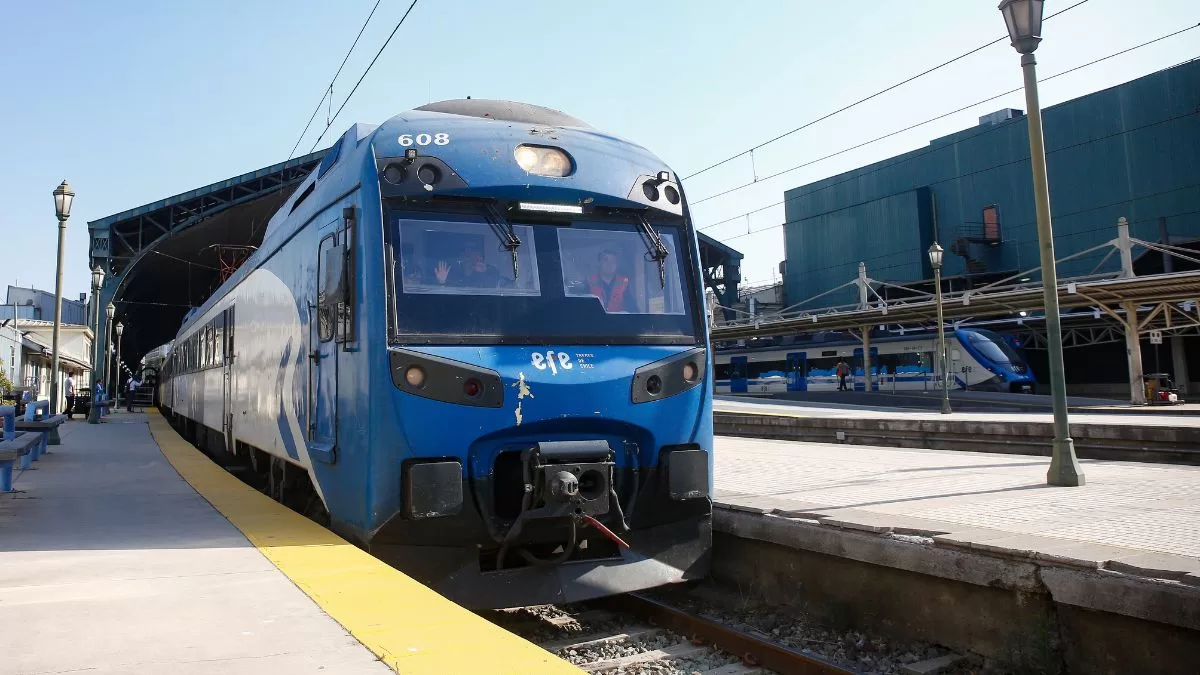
(367, 100, 713, 609)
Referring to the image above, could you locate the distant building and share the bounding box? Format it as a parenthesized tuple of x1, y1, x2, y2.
(0, 284, 96, 409)
(777, 60, 1200, 395)
(0, 321, 20, 391)
(5, 319, 95, 410)
(1, 285, 90, 325)
(782, 60, 1200, 306)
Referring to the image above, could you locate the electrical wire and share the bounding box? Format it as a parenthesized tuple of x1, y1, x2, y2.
(701, 104, 1200, 242)
(682, 0, 1092, 180)
(692, 19, 1200, 207)
(288, 0, 385, 160)
(308, 0, 421, 153)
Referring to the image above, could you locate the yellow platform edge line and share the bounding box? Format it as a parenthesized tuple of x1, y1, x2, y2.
(145, 410, 582, 675)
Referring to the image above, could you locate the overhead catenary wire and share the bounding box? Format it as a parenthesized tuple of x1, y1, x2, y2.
(695, 22, 1200, 241)
(682, 0, 1092, 181)
(308, 0, 421, 153)
(288, 0, 385, 160)
(692, 19, 1200, 207)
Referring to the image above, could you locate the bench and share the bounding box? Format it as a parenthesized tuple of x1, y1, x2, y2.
(0, 406, 41, 491)
(15, 414, 68, 452)
(0, 432, 41, 491)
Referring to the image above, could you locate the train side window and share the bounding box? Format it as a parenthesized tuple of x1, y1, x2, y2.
(318, 234, 341, 343)
(714, 363, 732, 380)
(748, 359, 786, 381)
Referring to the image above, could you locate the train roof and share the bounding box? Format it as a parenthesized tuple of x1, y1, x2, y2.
(415, 99, 592, 129)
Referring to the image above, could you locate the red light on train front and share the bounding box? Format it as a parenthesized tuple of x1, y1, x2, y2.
(463, 378, 482, 399)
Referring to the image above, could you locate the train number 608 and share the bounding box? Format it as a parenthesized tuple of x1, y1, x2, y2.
(398, 133, 450, 147)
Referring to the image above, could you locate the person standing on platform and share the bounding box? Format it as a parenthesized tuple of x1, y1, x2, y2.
(64, 374, 76, 419)
(836, 359, 850, 391)
(125, 374, 140, 413)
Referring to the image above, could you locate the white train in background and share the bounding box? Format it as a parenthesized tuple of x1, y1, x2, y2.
(714, 327, 1037, 395)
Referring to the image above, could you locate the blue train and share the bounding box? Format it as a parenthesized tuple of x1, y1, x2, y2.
(155, 100, 713, 609)
(714, 328, 1037, 394)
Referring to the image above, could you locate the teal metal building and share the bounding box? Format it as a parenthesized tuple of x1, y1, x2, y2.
(782, 59, 1200, 307)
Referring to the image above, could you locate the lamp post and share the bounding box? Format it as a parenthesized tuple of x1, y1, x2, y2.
(115, 322, 124, 410)
(999, 0, 1084, 486)
(49, 180, 74, 415)
(87, 266, 105, 424)
(928, 242, 951, 414)
(104, 303, 115, 404)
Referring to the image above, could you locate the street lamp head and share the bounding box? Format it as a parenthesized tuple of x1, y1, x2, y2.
(91, 265, 104, 291)
(115, 322, 124, 337)
(998, 0, 1043, 54)
(927, 241, 945, 271)
(53, 180, 75, 221)
(105, 302, 115, 320)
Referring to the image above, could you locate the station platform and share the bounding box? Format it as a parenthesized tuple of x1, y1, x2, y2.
(714, 395, 1200, 464)
(710, 436, 1200, 673)
(0, 412, 578, 674)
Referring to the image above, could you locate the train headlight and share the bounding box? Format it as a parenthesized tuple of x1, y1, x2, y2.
(682, 361, 698, 383)
(405, 366, 426, 388)
(514, 145, 573, 177)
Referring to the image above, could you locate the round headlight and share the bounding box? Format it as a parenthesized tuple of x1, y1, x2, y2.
(404, 366, 425, 388)
(682, 362, 698, 382)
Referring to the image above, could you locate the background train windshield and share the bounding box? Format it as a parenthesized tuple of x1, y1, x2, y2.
(388, 211, 699, 344)
(965, 329, 1023, 365)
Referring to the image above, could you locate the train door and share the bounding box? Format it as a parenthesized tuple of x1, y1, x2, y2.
(309, 225, 342, 463)
(222, 307, 235, 456)
(853, 347, 879, 391)
(786, 352, 807, 392)
(729, 356, 748, 393)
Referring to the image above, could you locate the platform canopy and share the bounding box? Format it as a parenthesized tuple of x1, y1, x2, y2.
(87, 151, 326, 364)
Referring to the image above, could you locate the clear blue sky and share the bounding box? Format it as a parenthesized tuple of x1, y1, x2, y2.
(1, 0, 1195, 299)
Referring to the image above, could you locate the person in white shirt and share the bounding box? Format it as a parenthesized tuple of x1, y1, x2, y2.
(64, 375, 76, 419)
(125, 375, 141, 413)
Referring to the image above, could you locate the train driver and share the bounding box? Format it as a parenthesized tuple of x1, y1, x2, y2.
(588, 249, 638, 313)
(435, 238, 501, 289)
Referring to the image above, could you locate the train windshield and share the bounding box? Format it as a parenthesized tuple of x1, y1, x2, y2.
(965, 329, 1023, 365)
(386, 209, 700, 345)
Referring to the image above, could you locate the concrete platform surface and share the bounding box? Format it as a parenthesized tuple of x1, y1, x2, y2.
(0, 415, 391, 675)
(713, 435, 1200, 577)
(0, 413, 580, 675)
(715, 394, 1200, 427)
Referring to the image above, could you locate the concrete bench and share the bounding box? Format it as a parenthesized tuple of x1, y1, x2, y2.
(0, 432, 40, 491)
(15, 414, 68, 452)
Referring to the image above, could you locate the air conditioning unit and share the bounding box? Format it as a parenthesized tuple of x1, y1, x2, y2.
(978, 109, 1024, 126)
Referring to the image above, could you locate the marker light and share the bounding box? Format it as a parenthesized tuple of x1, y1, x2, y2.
(463, 378, 482, 399)
(405, 366, 426, 388)
(518, 202, 583, 214)
(514, 145, 573, 177)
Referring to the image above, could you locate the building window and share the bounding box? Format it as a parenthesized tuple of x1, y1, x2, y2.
(982, 205, 1001, 245)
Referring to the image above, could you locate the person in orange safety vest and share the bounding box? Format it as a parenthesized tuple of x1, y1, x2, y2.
(588, 249, 632, 312)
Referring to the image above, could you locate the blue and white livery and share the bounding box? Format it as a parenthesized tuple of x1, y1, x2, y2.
(714, 328, 1036, 394)
(156, 100, 713, 609)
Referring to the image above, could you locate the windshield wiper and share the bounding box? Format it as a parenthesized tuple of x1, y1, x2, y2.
(637, 215, 669, 288)
(484, 203, 522, 279)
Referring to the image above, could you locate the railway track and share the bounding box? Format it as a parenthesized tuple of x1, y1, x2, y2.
(490, 593, 854, 675)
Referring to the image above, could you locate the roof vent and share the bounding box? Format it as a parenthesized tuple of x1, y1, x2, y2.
(979, 109, 1024, 126)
